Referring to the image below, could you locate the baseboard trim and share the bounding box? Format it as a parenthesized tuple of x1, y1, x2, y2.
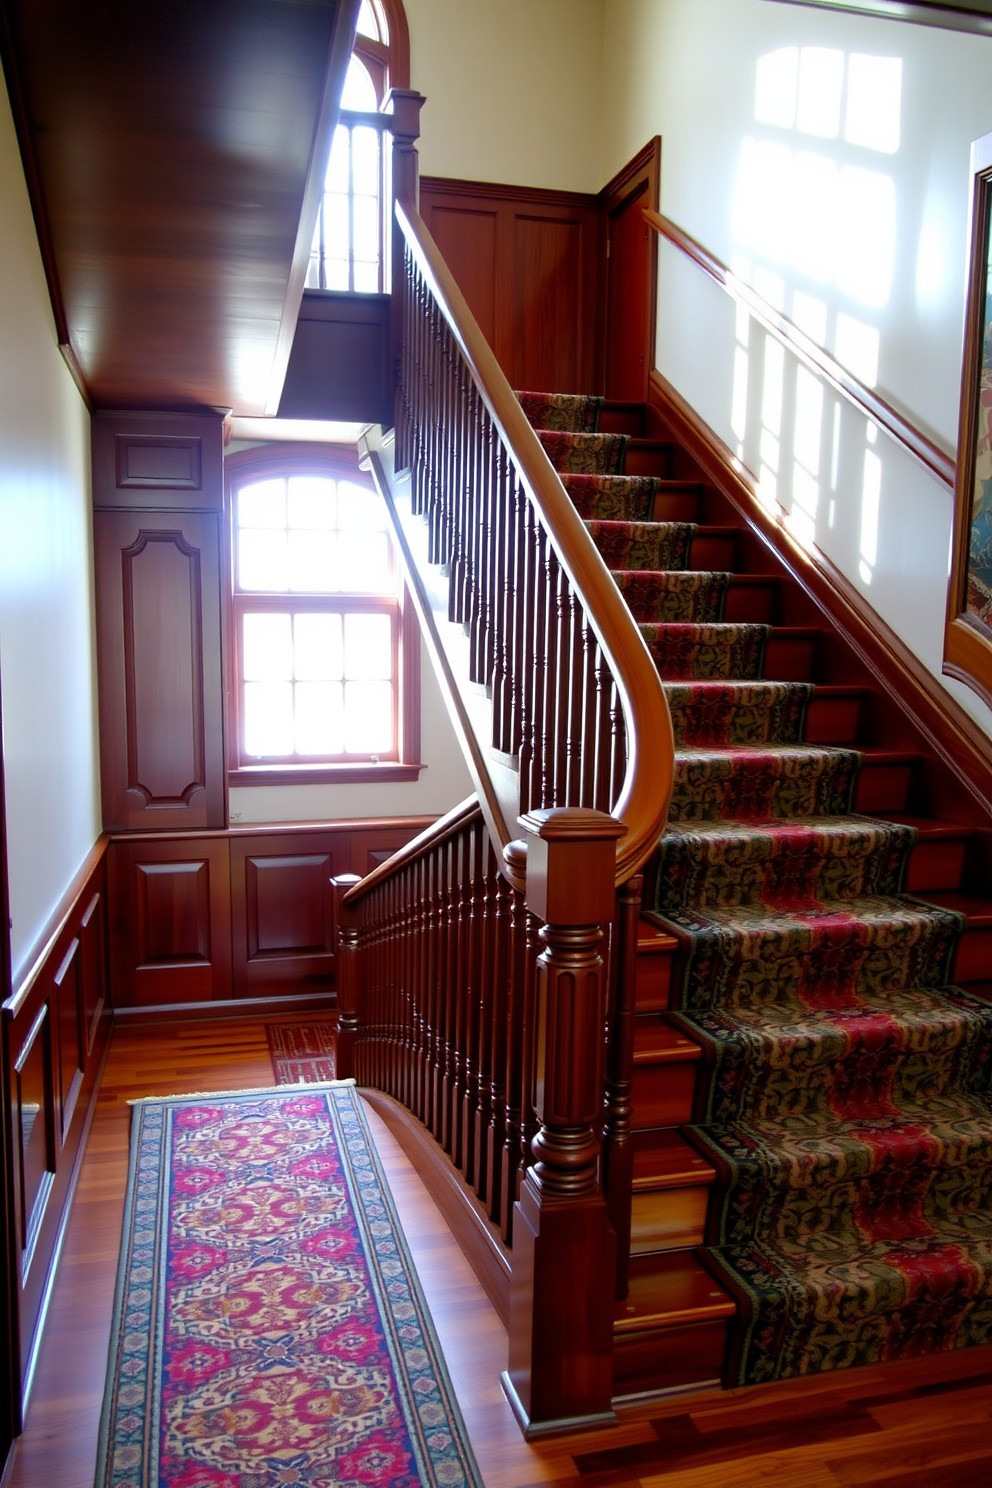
(648, 369, 992, 818)
(112, 991, 338, 1026)
(359, 1087, 512, 1325)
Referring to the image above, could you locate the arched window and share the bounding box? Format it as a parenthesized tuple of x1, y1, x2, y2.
(306, 0, 409, 293)
(226, 446, 421, 783)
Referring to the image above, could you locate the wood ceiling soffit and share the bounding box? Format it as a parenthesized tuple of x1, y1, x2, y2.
(0, 0, 358, 415)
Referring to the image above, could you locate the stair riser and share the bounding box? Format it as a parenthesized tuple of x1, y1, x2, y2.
(652, 493, 700, 523)
(956, 925, 992, 983)
(626, 442, 673, 478)
(855, 762, 914, 814)
(691, 535, 737, 569)
(723, 581, 777, 624)
(763, 634, 817, 681)
(631, 1187, 708, 1252)
(905, 839, 969, 893)
(612, 1320, 728, 1398)
(632, 1062, 697, 1128)
(805, 695, 862, 743)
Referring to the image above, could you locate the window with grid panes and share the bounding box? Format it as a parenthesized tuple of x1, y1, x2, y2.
(227, 451, 420, 781)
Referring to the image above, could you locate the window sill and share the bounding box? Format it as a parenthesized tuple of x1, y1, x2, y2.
(229, 762, 426, 787)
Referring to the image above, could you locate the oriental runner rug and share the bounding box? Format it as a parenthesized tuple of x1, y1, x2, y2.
(95, 1084, 481, 1488)
(519, 388, 992, 1390)
(265, 1021, 337, 1084)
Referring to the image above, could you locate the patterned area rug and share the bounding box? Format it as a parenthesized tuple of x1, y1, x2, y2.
(96, 1084, 481, 1488)
(521, 390, 992, 1390)
(266, 1021, 337, 1084)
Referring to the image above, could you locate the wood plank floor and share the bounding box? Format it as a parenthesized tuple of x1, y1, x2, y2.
(7, 1016, 992, 1488)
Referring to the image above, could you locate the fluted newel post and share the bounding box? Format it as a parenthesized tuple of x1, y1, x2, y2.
(502, 808, 625, 1438)
(602, 874, 642, 1301)
(332, 875, 362, 1081)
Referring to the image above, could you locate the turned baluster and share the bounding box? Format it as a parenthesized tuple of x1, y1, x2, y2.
(332, 875, 362, 1082)
(504, 808, 624, 1437)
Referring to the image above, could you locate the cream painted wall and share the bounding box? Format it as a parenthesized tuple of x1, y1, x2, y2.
(0, 82, 102, 985)
(406, 0, 606, 193)
(601, 0, 992, 738)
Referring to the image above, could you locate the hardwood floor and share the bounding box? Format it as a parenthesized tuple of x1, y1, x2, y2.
(7, 1016, 992, 1488)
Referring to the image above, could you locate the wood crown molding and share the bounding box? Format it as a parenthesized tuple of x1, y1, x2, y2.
(418, 175, 597, 212)
(648, 368, 992, 814)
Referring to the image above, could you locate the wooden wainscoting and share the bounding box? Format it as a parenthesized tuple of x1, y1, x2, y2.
(2, 838, 112, 1415)
(418, 177, 600, 394)
(108, 818, 434, 1013)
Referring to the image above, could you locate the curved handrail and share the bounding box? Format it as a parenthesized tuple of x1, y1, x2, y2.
(645, 208, 956, 491)
(393, 198, 674, 888)
(344, 795, 481, 907)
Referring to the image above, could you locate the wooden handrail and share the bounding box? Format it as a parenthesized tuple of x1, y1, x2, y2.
(393, 198, 675, 887)
(343, 795, 481, 907)
(645, 208, 956, 491)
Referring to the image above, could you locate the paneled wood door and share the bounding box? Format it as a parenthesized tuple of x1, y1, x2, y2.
(600, 139, 661, 403)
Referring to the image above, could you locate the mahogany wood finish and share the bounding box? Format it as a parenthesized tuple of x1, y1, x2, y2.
(418, 177, 600, 393)
(93, 410, 226, 833)
(15, 1020, 992, 1488)
(644, 208, 956, 490)
(600, 140, 660, 403)
(278, 290, 393, 424)
(390, 196, 673, 885)
(505, 809, 623, 1436)
(107, 819, 432, 1010)
(1, 840, 111, 1417)
(0, 0, 358, 415)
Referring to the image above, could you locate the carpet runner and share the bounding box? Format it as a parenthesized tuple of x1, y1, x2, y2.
(96, 1084, 481, 1488)
(518, 388, 992, 1388)
(266, 1020, 337, 1084)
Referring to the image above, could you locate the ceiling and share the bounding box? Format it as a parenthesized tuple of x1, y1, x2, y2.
(0, 0, 358, 415)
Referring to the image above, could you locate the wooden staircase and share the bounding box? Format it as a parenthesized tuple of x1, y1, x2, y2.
(596, 396, 992, 1398)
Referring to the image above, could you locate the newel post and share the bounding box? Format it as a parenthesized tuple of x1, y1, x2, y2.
(386, 88, 425, 451)
(332, 874, 362, 1082)
(502, 808, 625, 1438)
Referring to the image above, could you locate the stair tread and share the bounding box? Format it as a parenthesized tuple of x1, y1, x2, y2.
(638, 918, 678, 954)
(616, 1254, 736, 1333)
(873, 813, 972, 840)
(632, 1129, 716, 1191)
(633, 1018, 701, 1065)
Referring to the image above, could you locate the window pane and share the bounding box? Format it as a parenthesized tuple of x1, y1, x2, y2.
(353, 260, 379, 294)
(352, 126, 380, 193)
(238, 479, 285, 528)
(337, 480, 386, 530)
(239, 530, 289, 591)
(244, 682, 294, 755)
(295, 681, 344, 754)
(344, 679, 393, 752)
(243, 613, 293, 681)
(341, 54, 377, 111)
(325, 125, 350, 193)
(294, 613, 343, 680)
(356, 0, 379, 39)
(324, 195, 351, 260)
(344, 612, 392, 679)
(353, 194, 380, 263)
(288, 529, 336, 591)
(337, 531, 390, 591)
(325, 258, 350, 292)
(288, 476, 336, 529)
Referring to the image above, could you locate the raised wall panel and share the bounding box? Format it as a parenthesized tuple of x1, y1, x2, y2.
(109, 839, 231, 1006)
(419, 179, 599, 392)
(80, 892, 106, 1056)
(52, 939, 83, 1139)
(425, 207, 499, 347)
(511, 216, 586, 392)
(92, 411, 223, 511)
(279, 292, 392, 423)
(229, 834, 340, 999)
(94, 510, 225, 831)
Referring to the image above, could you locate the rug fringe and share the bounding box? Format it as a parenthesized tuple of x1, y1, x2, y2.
(127, 1078, 356, 1106)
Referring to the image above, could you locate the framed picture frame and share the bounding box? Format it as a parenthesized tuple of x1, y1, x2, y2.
(945, 129, 992, 713)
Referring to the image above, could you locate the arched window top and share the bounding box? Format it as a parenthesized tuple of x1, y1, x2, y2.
(356, 0, 387, 43)
(353, 0, 409, 103)
(340, 53, 377, 111)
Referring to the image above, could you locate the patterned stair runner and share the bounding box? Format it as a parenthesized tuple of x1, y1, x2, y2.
(517, 387, 992, 1387)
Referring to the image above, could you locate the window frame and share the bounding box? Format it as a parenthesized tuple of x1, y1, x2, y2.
(224, 444, 422, 786)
